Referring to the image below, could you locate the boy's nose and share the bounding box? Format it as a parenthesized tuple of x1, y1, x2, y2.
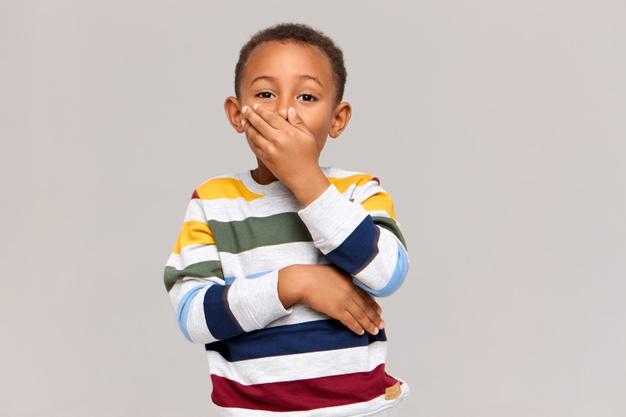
(276, 106, 289, 119)
(275, 98, 295, 119)
(259, 100, 292, 119)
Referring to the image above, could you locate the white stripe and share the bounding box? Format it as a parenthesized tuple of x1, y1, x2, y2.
(185, 284, 213, 343)
(200, 194, 300, 221)
(166, 244, 220, 270)
(322, 166, 366, 178)
(368, 209, 394, 219)
(219, 241, 329, 279)
(183, 196, 206, 222)
(208, 340, 389, 384)
(197, 179, 374, 224)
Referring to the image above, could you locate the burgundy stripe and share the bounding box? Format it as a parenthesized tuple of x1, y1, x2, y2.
(210, 363, 398, 412)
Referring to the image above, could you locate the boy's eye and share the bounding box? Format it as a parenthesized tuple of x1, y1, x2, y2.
(256, 91, 273, 99)
(255, 91, 317, 102)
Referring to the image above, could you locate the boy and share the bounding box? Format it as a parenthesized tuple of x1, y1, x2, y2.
(163, 22, 410, 417)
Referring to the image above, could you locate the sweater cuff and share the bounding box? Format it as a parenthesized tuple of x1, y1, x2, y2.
(227, 269, 294, 332)
(297, 183, 369, 254)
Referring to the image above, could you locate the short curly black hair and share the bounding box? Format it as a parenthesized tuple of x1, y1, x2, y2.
(234, 22, 347, 107)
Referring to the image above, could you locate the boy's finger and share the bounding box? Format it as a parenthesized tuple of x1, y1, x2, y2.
(244, 126, 269, 159)
(350, 295, 381, 335)
(242, 106, 278, 141)
(252, 103, 289, 130)
(244, 123, 271, 154)
(341, 309, 365, 336)
(354, 284, 383, 314)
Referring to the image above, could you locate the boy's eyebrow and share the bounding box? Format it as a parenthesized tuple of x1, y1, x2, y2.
(250, 74, 324, 88)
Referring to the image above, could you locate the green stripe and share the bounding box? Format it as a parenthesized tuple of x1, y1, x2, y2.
(208, 212, 313, 254)
(164, 260, 224, 293)
(163, 213, 407, 293)
(372, 215, 408, 250)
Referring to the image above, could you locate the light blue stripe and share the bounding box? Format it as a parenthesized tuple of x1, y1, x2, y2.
(352, 235, 409, 297)
(176, 284, 208, 342)
(223, 269, 272, 284)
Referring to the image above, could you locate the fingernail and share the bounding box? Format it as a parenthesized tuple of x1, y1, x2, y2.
(241, 119, 246, 127)
(379, 320, 385, 329)
(253, 103, 259, 110)
(242, 105, 249, 113)
(372, 327, 379, 335)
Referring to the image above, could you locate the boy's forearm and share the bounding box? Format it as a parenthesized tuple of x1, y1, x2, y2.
(295, 179, 409, 297)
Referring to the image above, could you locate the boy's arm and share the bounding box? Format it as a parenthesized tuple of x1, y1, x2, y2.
(163, 189, 296, 345)
(296, 175, 409, 297)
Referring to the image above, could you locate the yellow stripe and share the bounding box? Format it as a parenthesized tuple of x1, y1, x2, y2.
(171, 220, 216, 254)
(194, 173, 376, 201)
(191, 172, 396, 219)
(362, 192, 397, 221)
(195, 177, 262, 201)
(329, 173, 372, 193)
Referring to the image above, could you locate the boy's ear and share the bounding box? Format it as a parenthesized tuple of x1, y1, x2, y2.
(329, 101, 352, 139)
(224, 96, 246, 133)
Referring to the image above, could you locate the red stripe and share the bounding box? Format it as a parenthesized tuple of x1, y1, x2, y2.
(211, 363, 398, 412)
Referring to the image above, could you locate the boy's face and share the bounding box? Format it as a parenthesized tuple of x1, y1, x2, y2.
(224, 40, 352, 153)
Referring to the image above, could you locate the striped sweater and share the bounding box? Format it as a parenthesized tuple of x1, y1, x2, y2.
(163, 166, 411, 417)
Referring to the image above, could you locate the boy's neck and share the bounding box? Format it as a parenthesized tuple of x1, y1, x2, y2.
(251, 164, 278, 185)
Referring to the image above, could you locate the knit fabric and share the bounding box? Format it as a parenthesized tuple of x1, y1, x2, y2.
(163, 166, 411, 417)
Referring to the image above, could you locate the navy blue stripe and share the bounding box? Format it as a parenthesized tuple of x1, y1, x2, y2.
(205, 318, 387, 361)
(203, 283, 244, 340)
(324, 215, 380, 275)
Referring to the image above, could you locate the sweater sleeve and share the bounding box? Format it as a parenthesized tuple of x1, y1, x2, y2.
(296, 175, 409, 297)
(163, 189, 295, 344)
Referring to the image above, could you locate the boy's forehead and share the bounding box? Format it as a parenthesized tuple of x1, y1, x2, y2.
(249, 74, 325, 89)
(243, 41, 332, 88)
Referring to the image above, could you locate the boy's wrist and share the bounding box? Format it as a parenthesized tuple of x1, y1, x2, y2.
(278, 264, 310, 308)
(287, 168, 331, 208)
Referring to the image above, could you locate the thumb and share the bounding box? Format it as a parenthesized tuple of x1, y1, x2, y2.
(287, 106, 305, 128)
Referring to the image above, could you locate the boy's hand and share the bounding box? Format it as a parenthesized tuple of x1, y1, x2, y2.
(240, 104, 321, 191)
(281, 264, 385, 336)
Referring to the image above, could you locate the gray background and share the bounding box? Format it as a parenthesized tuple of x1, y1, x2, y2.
(1, 0, 625, 416)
